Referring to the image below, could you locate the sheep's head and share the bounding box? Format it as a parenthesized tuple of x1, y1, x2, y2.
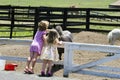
(55, 26, 63, 36)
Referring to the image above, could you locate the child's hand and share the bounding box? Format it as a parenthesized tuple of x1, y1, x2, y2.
(59, 41, 63, 45)
(57, 41, 64, 48)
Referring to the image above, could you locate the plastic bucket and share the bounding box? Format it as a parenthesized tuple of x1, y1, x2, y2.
(0, 60, 6, 70)
(4, 63, 18, 71)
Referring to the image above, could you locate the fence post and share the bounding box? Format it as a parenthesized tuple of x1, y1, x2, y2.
(8, 5, 11, 18)
(63, 9, 67, 30)
(33, 8, 39, 39)
(86, 8, 90, 31)
(63, 43, 73, 77)
(10, 7, 14, 39)
(47, 9, 50, 22)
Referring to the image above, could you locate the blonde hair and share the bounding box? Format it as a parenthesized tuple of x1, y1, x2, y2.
(38, 20, 49, 31)
(47, 29, 59, 44)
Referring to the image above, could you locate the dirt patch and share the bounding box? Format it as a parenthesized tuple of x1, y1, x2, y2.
(0, 31, 120, 80)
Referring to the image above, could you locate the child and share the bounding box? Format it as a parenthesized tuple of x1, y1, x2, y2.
(40, 29, 63, 77)
(24, 20, 49, 74)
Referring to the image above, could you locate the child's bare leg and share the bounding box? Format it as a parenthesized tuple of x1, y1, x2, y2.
(30, 53, 39, 73)
(47, 60, 53, 76)
(24, 52, 33, 71)
(41, 60, 47, 76)
(41, 60, 47, 72)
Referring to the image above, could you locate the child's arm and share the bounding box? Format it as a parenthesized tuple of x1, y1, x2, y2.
(55, 38, 64, 48)
(55, 38, 62, 45)
(42, 34, 47, 46)
(42, 34, 47, 41)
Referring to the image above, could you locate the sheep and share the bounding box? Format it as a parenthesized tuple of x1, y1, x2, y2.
(54, 25, 73, 60)
(107, 28, 120, 56)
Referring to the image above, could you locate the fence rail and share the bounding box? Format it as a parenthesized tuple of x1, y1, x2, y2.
(0, 5, 120, 38)
(0, 38, 63, 65)
(63, 42, 120, 79)
(1, 38, 120, 78)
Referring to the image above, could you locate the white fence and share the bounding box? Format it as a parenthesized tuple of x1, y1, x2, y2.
(63, 42, 120, 79)
(0, 38, 63, 65)
(1, 38, 120, 78)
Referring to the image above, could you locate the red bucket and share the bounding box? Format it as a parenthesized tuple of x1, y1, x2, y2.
(4, 63, 18, 71)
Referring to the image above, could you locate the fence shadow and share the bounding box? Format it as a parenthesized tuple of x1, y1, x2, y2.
(51, 64, 63, 74)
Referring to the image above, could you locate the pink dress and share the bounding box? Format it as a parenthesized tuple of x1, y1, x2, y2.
(30, 30, 46, 55)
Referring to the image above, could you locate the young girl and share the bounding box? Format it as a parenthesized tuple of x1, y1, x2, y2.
(24, 20, 49, 74)
(40, 29, 63, 77)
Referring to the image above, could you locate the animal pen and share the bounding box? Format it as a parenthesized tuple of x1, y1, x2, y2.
(0, 5, 120, 79)
(1, 38, 120, 79)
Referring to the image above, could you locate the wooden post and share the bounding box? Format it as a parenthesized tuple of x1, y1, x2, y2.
(63, 43, 69, 77)
(8, 5, 11, 18)
(47, 9, 50, 22)
(63, 43, 73, 77)
(63, 9, 67, 30)
(10, 7, 14, 39)
(33, 8, 39, 39)
(86, 8, 90, 31)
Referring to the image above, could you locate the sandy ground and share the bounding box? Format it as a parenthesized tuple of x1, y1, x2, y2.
(1, 31, 120, 80)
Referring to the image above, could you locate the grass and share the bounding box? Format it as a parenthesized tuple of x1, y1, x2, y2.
(0, 0, 117, 8)
(0, 0, 119, 38)
(0, 27, 33, 38)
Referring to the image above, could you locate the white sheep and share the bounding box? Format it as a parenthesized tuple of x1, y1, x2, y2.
(107, 28, 120, 56)
(107, 29, 120, 45)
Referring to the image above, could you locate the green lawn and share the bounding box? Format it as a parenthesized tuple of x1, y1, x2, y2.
(0, 0, 117, 8)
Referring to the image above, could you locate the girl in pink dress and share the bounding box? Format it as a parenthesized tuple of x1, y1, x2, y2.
(24, 20, 49, 74)
(40, 29, 63, 77)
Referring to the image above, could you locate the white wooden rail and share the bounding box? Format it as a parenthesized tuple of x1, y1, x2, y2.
(0, 38, 63, 65)
(1, 38, 120, 78)
(63, 42, 120, 79)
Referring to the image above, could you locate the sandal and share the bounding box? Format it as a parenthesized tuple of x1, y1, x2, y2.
(28, 69, 34, 74)
(41, 71, 45, 76)
(24, 68, 29, 74)
(47, 72, 53, 77)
